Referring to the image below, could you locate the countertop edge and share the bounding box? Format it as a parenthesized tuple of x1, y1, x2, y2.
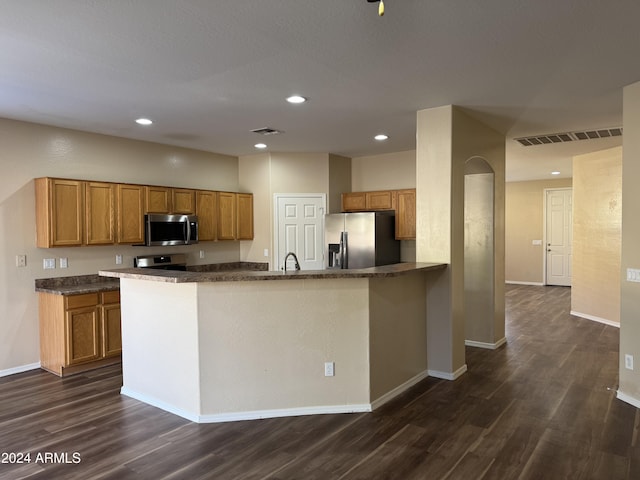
(98, 263, 448, 283)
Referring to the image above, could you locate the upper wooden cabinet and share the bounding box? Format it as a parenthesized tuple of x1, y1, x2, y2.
(217, 192, 237, 240)
(342, 190, 395, 212)
(237, 193, 254, 240)
(366, 190, 395, 210)
(341, 192, 366, 211)
(395, 189, 416, 240)
(36, 177, 254, 246)
(36, 178, 84, 247)
(85, 182, 116, 245)
(117, 184, 145, 244)
(342, 188, 416, 240)
(196, 190, 217, 241)
(172, 188, 196, 214)
(145, 186, 172, 214)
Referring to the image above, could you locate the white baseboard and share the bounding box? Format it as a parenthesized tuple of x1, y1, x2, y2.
(465, 337, 507, 350)
(616, 390, 640, 409)
(122, 386, 372, 424)
(0, 362, 41, 378)
(428, 364, 467, 381)
(370, 370, 430, 410)
(570, 311, 620, 328)
(506, 281, 544, 286)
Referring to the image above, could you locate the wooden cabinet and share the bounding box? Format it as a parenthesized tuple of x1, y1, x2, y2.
(172, 188, 196, 214)
(342, 190, 395, 211)
(145, 186, 172, 214)
(117, 183, 145, 244)
(85, 182, 116, 245)
(35, 178, 84, 247)
(366, 190, 395, 210)
(39, 290, 121, 376)
(217, 192, 237, 240)
(237, 193, 254, 240)
(100, 291, 122, 358)
(395, 189, 416, 240)
(341, 188, 416, 240)
(342, 192, 367, 212)
(196, 190, 217, 241)
(36, 177, 254, 246)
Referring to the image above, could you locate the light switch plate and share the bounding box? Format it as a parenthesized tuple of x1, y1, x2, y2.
(627, 268, 640, 283)
(43, 258, 55, 269)
(59, 257, 68, 268)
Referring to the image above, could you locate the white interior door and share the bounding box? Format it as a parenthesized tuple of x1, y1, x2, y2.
(274, 194, 326, 271)
(545, 188, 572, 286)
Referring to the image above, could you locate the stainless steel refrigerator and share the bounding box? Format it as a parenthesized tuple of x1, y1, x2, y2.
(325, 211, 400, 269)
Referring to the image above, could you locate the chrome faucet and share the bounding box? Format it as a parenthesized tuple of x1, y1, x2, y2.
(283, 252, 301, 273)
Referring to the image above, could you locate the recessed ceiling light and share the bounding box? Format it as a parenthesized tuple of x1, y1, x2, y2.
(374, 134, 389, 141)
(254, 143, 267, 149)
(286, 95, 306, 104)
(551, 171, 561, 175)
(135, 118, 153, 125)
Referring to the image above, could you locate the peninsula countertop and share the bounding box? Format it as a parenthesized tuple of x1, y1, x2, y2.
(99, 262, 448, 283)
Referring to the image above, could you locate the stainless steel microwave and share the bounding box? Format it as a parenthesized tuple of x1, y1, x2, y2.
(144, 214, 198, 246)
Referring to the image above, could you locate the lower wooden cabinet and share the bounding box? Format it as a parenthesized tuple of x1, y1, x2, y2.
(39, 290, 121, 376)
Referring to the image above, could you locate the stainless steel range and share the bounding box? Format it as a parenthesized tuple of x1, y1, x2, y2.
(134, 253, 187, 271)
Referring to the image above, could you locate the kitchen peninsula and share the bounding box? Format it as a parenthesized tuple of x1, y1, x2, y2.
(99, 262, 447, 423)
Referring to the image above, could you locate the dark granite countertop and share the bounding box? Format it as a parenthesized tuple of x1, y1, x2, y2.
(99, 262, 448, 283)
(35, 274, 120, 295)
(35, 262, 270, 295)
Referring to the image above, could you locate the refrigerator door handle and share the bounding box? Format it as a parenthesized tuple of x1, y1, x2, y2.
(341, 231, 348, 269)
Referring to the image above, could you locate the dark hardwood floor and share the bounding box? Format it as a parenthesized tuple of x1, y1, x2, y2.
(1, 285, 637, 479)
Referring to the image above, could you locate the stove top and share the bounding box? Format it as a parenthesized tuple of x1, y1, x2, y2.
(134, 253, 187, 270)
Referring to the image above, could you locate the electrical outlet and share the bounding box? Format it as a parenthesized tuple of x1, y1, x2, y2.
(324, 362, 335, 377)
(625, 354, 634, 370)
(43, 258, 56, 269)
(199, 250, 205, 259)
(16, 255, 27, 267)
(115, 254, 123, 265)
(264, 248, 269, 257)
(59, 257, 68, 268)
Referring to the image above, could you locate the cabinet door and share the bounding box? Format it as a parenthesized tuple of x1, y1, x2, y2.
(237, 193, 254, 240)
(117, 184, 145, 244)
(366, 190, 395, 210)
(196, 190, 217, 241)
(395, 189, 416, 240)
(36, 178, 84, 247)
(101, 304, 122, 358)
(65, 306, 100, 366)
(85, 182, 116, 245)
(342, 192, 366, 212)
(217, 192, 237, 240)
(172, 188, 196, 214)
(145, 186, 172, 213)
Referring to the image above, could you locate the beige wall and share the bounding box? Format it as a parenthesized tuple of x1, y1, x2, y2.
(0, 118, 240, 374)
(571, 147, 622, 325)
(351, 150, 416, 191)
(619, 81, 640, 405)
(505, 178, 573, 284)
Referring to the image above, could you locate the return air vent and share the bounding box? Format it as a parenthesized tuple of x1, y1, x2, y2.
(515, 127, 622, 147)
(251, 127, 283, 136)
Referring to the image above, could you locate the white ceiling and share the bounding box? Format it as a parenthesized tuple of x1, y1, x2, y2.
(2, 1, 637, 181)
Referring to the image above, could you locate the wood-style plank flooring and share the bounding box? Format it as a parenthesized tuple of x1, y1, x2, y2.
(1, 285, 638, 479)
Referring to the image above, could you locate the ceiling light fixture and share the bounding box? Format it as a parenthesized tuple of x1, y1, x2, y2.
(374, 134, 389, 141)
(367, 0, 385, 16)
(254, 143, 267, 149)
(135, 118, 153, 125)
(551, 171, 561, 175)
(286, 95, 306, 104)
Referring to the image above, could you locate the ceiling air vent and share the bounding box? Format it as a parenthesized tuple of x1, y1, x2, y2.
(251, 127, 283, 136)
(515, 127, 622, 146)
